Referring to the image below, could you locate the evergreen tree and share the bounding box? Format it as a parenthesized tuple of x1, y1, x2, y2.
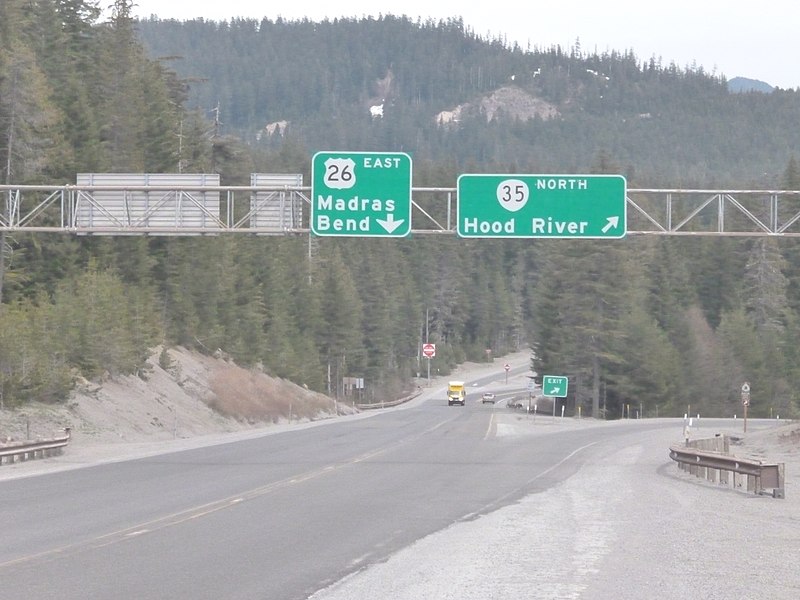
(348, 239, 398, 385)
(742, 238, 790, 333)
(312, 244, 365, 396)
(160, 238, 202, 347)
(735, 238, 795, 416)
(0, 297, 72, 404)
(684, 238, 747, 328)
(32, 0, 103, 176)
(53, 261, 158, 377)
(93, 1, 180, 171)
(0, 1, 70, 305)
(531, 238, 639, 417)
(0, 13, 61, 183)
(610, 303, 683, 416)
(717, 308, 766, 414)
(783, 155, 800, 190)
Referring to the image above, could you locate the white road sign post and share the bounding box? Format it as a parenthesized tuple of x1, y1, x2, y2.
(422, 343, 435, 384)
(742, 381, 750, 432)
(543, 375, 569, 419)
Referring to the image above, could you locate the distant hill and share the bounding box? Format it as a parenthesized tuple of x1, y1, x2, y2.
(135, 16, 800, 188)
(728, 77, 774, 93)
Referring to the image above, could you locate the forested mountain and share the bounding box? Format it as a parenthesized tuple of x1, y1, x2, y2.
(136, 15, 800, 189)
(2, 1, 800, 420)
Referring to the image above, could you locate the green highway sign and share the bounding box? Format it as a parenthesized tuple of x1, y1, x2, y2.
(312, 151, 412, 237)
(457, 174, 626, 238)
(542, 375, 569, 398)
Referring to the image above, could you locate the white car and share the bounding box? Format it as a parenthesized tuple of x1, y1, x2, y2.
(481, 392, 496, 404)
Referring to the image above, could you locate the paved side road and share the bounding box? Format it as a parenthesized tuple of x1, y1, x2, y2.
(309, 421, 800, 600)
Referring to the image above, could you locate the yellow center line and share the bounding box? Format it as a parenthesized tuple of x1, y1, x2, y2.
(1, 415, 460, 569)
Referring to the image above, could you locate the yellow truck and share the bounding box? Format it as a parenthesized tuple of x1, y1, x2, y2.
(447, 381, 467, 406)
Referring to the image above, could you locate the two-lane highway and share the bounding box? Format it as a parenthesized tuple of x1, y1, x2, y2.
(1, 374, 690, 600)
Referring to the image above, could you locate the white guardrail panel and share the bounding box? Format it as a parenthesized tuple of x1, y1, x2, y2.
(0, 429, 71, 465)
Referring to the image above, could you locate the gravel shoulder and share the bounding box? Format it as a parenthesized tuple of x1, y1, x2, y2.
(309, 418, 800, 600)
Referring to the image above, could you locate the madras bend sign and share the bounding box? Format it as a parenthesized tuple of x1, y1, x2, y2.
(311, 151, 412, 237)
(457, 174, 627, 238)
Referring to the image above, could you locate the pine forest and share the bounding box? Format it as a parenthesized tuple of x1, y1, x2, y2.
(2, 1, 800, 419)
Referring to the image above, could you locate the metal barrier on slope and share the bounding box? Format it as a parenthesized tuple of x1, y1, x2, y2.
(0, 428, 71, 465)
(669, 435, 785, 498)
(355, 391, 422, 410)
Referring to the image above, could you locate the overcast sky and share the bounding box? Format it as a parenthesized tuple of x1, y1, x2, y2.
(126, 1, 799, 89)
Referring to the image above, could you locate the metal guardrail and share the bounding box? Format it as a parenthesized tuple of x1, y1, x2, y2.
(669, 437, 785, 498)
(0, 428, 71, 465)
(355, 390, 422, 410)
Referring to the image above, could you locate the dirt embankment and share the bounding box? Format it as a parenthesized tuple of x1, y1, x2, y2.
(0, 346, 349, 447)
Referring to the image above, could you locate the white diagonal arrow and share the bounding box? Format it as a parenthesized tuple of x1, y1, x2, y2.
(376, 213, 405, 234)
(601, 216, 619, 234)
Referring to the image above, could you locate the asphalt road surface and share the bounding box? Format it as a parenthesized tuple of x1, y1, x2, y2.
(1, 368, 796, 599)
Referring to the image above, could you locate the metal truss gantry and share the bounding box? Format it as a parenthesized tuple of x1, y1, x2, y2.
(2, 184, 800, 237)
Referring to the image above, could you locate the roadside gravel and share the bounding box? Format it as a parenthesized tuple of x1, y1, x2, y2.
(309, 418, 800, 599)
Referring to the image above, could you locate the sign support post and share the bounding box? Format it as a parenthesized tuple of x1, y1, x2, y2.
(542, 375, 569, 420)
(422, 342, 436, 386)
(742, 382, 750, 433)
